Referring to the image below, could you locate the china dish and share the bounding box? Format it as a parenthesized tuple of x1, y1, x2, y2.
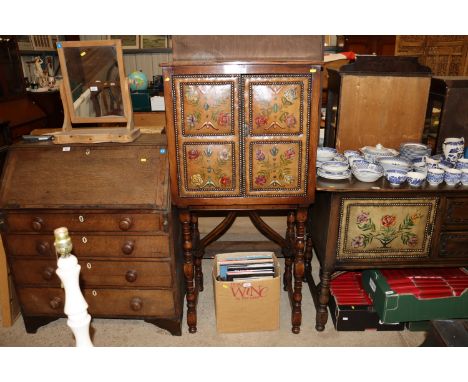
(377, 157, 412, 172)
(386, 169, 408, 185)
(320, 161, 349, 173)
(317, 147, 337, 162)
(317, 168, 351, 180)
(352, 170, 383, 183)
(360, 143, 399, 163)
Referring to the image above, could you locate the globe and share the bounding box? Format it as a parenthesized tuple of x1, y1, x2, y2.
(128, 70, 148, 91)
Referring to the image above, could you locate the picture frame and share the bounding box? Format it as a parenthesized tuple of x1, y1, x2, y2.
(15, 35, 34, 51)
(140, 35, 168, 49)
(108, 35, 139, 49)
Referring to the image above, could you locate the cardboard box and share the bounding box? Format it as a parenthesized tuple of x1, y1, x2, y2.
(212, 252, 280, 333)
(362, 269, 468, 324)
(328, 272, 404, 331)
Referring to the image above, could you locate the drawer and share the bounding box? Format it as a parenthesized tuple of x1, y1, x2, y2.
(439, 231, 468, 258)
(444, 198, 468, 226)
(10, 259, 173, 288)
(5, 212, 167, 233)
(17, 287, 176, 317)
(4, 234, 170, 258)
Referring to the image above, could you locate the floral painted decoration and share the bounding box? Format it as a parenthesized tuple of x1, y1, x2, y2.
(351, 211, 424, 249)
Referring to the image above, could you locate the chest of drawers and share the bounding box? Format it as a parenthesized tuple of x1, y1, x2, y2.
(0, 134, 184, 335)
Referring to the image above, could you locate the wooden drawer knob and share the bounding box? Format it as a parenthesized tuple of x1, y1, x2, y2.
(49, 297, 62, 310)
(119, 217, 133, 231)
(42, 266, 55, 281)
(125, 270, 138, 283)
(36, 241, 51, 256)
(130, 297, 143, 311)
(121, 240, 135, 255)
(32, 217, 44, 232)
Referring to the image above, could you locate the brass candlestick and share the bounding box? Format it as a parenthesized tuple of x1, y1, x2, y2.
(54, 227, 73, 258)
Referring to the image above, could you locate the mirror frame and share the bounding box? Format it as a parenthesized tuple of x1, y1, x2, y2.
(57, 39, 130, 124)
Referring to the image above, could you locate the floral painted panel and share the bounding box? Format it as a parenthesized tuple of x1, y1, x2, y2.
(248, 80, 305, 135)
(180, 83, 234, 136)
(337, 198, 438, 259)
(249, 142, 302, 191)
(182, 143, 237, 194)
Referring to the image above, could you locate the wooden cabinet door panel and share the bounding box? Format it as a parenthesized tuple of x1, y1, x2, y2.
(172, 75, 241, 198)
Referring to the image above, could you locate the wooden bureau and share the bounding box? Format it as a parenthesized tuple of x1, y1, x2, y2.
(308, 178, 468, 331)
(0, 134, 184, 335)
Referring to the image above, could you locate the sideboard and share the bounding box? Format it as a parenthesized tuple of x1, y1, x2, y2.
(308, 177, 468, 331)
(0, 134, 185, 335)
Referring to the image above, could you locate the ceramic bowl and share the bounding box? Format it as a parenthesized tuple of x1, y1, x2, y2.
(386, 169, 407, 185)
(439, 159, 455, 170)
(444, 168, 462, 186)
(377, 157, 412, 173)
(351, 161, 384, 174)
(344, 150, 361, 159)
(456, 158, 468, 170)
(333, 153, 348, 163)
(320, 161, 349, 173)
(406, 171, 426, 187)
(352, 170, 383, 183)
(317, 147, 337, 162)
(427, 168, 445, 186)
(461, 169, 468, 186)
(348, 155, 365, 166)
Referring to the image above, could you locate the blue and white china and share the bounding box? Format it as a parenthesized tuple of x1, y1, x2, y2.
(455, 158, 468, 170)
(425, 156, 440, 169)
(317, 147, 337, 162)
(352, 170, 382, 182)
(461, 169, 468, 186)
(399, 142, 432, 162)
(317, 168, 351, 180)
(344, 150, 361, 159)
(406, 171, 426, 187)
(333, 153, 348, 163)
(348, 155, 365, 166)
(444, 168, 462, 186)
(439, 159, 455, 170)
(320, 161, 349, 173)
(442, 137, 465, 163)
(427, 168, 445, 186)
(351, 161, 384, 182)
(386, 169, 407, 185)
(377, 156, 412, 173)
(360, 143, 399, 163)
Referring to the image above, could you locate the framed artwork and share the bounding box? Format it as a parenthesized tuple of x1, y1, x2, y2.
(15, 35, 34, 51)
(108, 35, 139, 49)
(31, 35, 55, 51)
(140, 35, 168, 49)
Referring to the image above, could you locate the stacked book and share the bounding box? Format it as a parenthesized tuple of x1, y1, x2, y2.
(217, 253, 275, 281)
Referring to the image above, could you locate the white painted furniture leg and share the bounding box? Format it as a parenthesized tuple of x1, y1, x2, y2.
(54, 227, 93, 347)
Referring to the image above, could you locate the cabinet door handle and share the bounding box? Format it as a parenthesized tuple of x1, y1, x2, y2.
(36, 241, 51, 256)
(119, 217, 133, 231)
(42, 266, 55, 281)
(32, 217, 44, 232)
(125, 270, 138, 283)
(49, 297, 62, 309)
(121, 240, 135, 255)
(130, 297, 143, 311)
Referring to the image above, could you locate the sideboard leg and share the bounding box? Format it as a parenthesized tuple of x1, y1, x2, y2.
(180, 210, 197, 333)
(304, 234, 313, 282)
(283, 211, 295, 292)
(316, 270, 331, 332)
(292, 208, 306, 334)
(191, 213, 204, 292)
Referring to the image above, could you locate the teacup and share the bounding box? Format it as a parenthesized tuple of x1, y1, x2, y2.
(455, 158, 468, 170)
(427, 168, 444, 186)
(461, 169, 468, 186)
(406, 171, 426, 187)
(425, 156, 440, 169)
(444, 168, 462, 186)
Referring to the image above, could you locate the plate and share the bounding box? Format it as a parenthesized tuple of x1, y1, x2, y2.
(318, 168, 351, 180)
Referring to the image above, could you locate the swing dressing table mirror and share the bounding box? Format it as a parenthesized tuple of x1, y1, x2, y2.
(53, 39, 140, 144)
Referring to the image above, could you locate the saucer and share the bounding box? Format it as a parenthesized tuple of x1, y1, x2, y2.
(318, 168, 351, 180)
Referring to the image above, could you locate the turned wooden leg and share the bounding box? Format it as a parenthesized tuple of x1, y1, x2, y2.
(180, 210, 197, 333)
(304, 234, 313, 282)
(283, 211, 295, 292)
(316, 270, 331, 331)
(292, 208, 306, 334)
(191, 213, 204, 292)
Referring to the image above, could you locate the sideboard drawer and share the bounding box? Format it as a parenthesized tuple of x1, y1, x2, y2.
(439, 231, 468, 257)
(5, 212, 166, 233)
(11, 259, 173, 288)
(4, 234, 170, 258)
(18, 287, 176, 317)
(444, 198, 468, 226)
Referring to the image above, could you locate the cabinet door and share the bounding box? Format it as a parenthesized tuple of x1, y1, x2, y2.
(337, 197, 439, 260)
(243, 74, 313, 197)
(172, 75, 241, 198)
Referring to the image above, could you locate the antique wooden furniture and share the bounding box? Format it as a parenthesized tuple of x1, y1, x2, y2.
(308, 178, 468, 331)
(342, 35, 396, 56)
(423, 76, 468, 155)
(0, 134, 184, 335)
(162, 61, 321, 334)
(395, 36, 468, 76)
(54, 39, 140, 144)
(324, 56, 432, 152)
